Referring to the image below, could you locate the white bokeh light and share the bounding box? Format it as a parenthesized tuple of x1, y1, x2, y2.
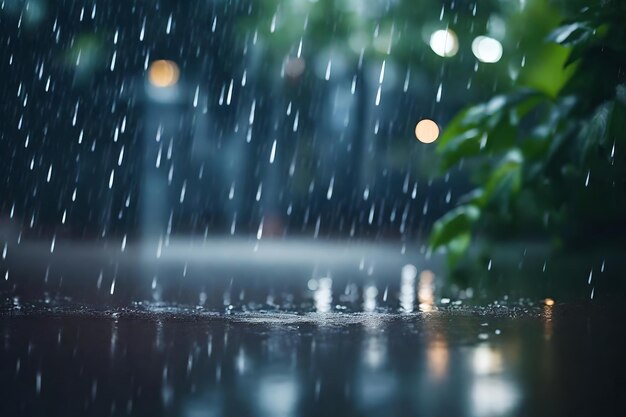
(429, 29, 459, 57)
(471, 36, 503, 63)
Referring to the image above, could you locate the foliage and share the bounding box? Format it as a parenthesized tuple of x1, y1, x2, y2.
(430, 0, 626, 266)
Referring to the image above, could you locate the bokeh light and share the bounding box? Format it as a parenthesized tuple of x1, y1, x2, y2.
(429, 29, 459, 58)
(418, 269, 435, 311)
(400, 264, 417, 312)
(284, 57, 306, 79)
(471, 36, 503, 63)
(148, 60, 180, 88)
(414, 119, 440, 143)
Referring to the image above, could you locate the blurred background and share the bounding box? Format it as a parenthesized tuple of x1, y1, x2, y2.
(2, 0, 624, 304)
(0, 0, 567, 242)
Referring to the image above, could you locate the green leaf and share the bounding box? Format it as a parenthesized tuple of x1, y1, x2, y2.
(579, 101, 612, 164)
(429, 205, 480, 250)
(548, 22, 594, 46)
(436, 90, 544, 172)
(445, 233, 472, 267)
(436, 109, 479, 149)
(616, 85, 626, 106)
(437, 129, 483, 172)
(456, 189, 485, 206)
(482, 150, 523, 212)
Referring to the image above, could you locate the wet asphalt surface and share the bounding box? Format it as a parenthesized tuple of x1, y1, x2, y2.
(1, 240, 625, 416)
(1, 302, 625, 417)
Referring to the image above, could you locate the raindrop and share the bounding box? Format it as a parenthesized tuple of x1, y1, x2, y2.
(403, 69, 410, 92)
(269, 140, 277, 164)
(193, 86, 199, 107)
(226, 79, 234, 105)
(140, 17, 146, 40)
(327, 176, 334, 200)
(257, 218, 264, 240)
(325, 60, 332, 80)
(249, 100, 256, 124)
(379, 61, 386, 84)
(166, 14, 173, 34)
(36, 372, 42, 394)
(179, 181, 187, 203)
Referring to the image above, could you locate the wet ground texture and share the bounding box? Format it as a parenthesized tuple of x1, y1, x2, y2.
(1, 300, 625, 417)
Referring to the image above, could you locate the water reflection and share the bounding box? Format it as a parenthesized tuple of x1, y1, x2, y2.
(543, 302, 554, 340)
(2, 301, 623, 417)
(427, 334, 449, 380)
(400, 264, 417, 312)
(470, 377, 519, 417)
(314, 277, 333, 312)
(256, 375, 298, 417)
(472, 344, 503, 376)
(418, 269, 436, 312)
(468, 343, 519, 417)
(362, 285, 378, 313)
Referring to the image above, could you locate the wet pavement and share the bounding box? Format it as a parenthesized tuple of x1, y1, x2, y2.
(1, 302, 625, 417)
(1, 239, 625, 416)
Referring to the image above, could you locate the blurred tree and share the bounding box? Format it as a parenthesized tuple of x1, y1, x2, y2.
(236, 0, 552, 236)
(430, 0, 626, 266)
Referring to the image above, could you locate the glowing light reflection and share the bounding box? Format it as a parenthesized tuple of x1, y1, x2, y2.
(314, 277, 332, 313)
(363, 285, 378, 312)
(427, 335, 449, 380)
(418, 269, 435, 311)
(400, 264, 417, 312)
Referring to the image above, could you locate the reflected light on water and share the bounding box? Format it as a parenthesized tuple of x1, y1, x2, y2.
(236, 348, 246, 375)
(427, 334, 449, 380)
(472, 344, 503, 376)
(470, 344, 519, 416)
(256, 376, 298, 417)
(418, 269, 435, 312)
(361, 306, 387, 369)
(314, 277, 332, 312)
(400, 264, 417, 312)
(363, 285, 378, 312)
(363, 335, 387, 369)
(471, 378, 520, 417)
(543, 303, 554, 340)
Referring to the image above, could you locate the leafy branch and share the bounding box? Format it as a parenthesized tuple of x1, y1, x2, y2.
(430, 2, 626, 266)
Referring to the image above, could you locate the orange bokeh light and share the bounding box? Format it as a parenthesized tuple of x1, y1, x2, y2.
(148, 60, 180, 88)
(415, 119, 440, 143)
